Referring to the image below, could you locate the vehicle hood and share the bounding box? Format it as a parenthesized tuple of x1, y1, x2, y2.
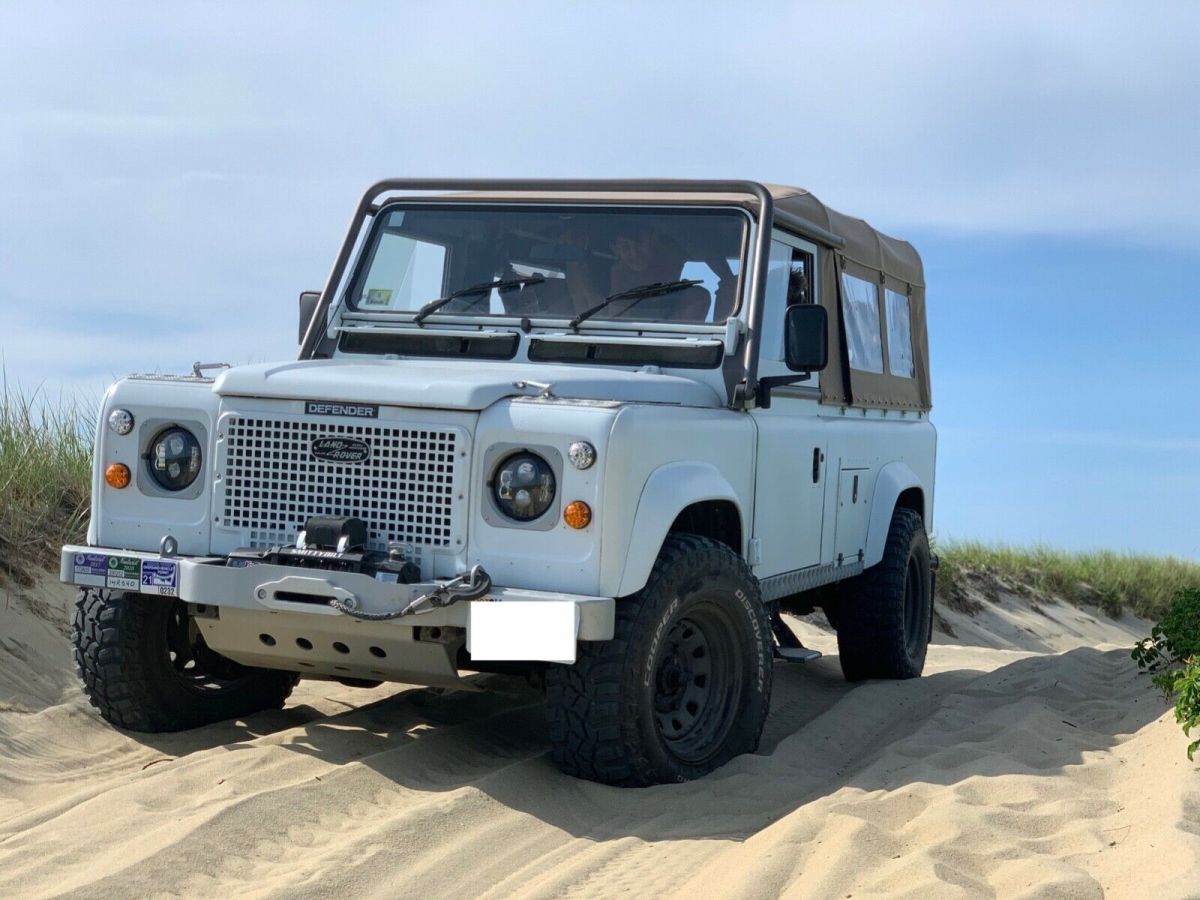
(212, 358, 724, 410)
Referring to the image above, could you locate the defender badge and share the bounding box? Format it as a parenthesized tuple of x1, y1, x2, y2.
(311, 436, 371, 464)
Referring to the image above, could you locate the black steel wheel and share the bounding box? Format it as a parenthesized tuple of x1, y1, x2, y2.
(73, 590, 298, 732)
(652, 609, 743, 763)
(546, 534, 773, 786)
(835, 507, 933, 681)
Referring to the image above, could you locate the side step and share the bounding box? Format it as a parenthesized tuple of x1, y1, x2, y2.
(770, 613, 823, 663)
(776, 646, 823, 663)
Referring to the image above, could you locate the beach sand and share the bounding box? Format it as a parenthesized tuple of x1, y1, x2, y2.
(1, 575, 1196, 899)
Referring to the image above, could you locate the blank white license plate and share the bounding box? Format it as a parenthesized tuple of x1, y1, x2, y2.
(467, 601, 578, 663)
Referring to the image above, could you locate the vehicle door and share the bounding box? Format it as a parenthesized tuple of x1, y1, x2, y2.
(749, 233, 828, 578)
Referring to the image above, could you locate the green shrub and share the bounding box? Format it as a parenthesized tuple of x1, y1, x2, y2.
(1133, 588, 1200, 760)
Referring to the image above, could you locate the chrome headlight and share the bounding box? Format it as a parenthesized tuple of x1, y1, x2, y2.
(148, 426, 202, 491)
(491, 451, 556, 521)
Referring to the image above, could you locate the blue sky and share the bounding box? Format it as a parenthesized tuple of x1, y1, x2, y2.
(2, 2, 1197, 558)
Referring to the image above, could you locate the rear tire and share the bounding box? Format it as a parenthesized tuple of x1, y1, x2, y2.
(72, 589, 298, 732)
(546, 535, 773, 786)
(835, 508, 933, 681)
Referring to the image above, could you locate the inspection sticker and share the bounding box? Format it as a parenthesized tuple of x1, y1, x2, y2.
(106, 556, 141, 591)
(362, 288, 393, 307)
(140, 559, 179, 597)
(73, 553, 109, 587)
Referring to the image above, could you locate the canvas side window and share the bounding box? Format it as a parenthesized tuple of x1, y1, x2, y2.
(884, 288, 914, 378)
(840, 272, 884, 374)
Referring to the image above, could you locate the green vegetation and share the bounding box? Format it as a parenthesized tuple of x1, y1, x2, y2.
(0, 388, 93, 584)
(1133, 589, 1200, 760)
(936, 540, 1200, 621)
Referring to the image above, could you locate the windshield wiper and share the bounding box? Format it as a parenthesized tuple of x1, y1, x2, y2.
(567, 279, 704, 332)
(412, 274, 545, 326)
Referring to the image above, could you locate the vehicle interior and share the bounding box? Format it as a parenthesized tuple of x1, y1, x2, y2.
(350, 205, 748, 324)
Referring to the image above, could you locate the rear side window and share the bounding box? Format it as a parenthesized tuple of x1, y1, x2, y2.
(885, 288, 914, 378)
(840, 272, 883, 373)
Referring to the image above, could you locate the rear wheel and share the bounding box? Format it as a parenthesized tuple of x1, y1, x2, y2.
(835, 508, 933, 681)
(72, 589, 298, 732)
(546, 534, 773, 786)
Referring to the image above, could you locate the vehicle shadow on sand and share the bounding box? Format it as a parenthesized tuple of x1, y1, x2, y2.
(125, 644, 1169, 844)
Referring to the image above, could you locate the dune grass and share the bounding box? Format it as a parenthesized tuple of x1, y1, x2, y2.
(0, 388, 93, 584)
(936, 539, 1200, 621)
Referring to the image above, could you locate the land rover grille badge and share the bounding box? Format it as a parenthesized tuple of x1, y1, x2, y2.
(310, 436, 371, 464)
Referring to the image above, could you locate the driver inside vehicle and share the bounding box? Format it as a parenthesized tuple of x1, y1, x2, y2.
(477, 217, 739, 324)
(603, 223, 715, 321)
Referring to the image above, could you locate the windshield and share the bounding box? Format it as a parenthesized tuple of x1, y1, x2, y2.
(347, 204, 747, 325)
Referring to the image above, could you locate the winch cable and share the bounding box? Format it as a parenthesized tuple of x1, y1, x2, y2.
(328, 566, 492, 621)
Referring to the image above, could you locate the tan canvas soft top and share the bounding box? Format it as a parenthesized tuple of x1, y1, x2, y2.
(766, 185, 930, 411)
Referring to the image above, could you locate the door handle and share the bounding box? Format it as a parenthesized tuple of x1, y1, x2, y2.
(812, 447, 822, 483)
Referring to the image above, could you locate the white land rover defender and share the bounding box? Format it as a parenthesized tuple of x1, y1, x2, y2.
(62, 180, 935, 786)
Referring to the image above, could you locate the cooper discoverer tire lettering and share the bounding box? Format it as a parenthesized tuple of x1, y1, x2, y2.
(545, 534, 773, 786)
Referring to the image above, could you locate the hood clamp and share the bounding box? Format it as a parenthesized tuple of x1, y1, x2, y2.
(512, 379, 556, 400)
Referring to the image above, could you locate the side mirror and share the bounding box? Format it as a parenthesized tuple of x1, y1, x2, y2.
(299, 291, 321, 345)
(783, 303, 829, 373)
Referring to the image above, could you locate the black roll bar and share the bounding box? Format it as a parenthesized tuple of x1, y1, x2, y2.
(298, 178, 780, 406)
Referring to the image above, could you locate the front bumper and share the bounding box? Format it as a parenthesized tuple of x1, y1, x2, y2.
(61, 545, 614, 676)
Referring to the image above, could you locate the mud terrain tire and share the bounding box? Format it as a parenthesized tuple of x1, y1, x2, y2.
(546, 534, 773, 786)
(73, 589, 298, 732)
(835, 507, 933, 681)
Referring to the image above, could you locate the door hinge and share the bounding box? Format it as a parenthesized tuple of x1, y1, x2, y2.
(747, 537, 762, 566)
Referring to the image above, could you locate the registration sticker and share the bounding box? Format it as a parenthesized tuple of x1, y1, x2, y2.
(140, 559, 179, 596)
(362, 288, 393, 307)
(73, 553, 109, 587)
(106, 556, 141, 591)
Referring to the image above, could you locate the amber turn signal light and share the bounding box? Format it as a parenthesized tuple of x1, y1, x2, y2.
(105, 463, 131, 489)
(563, 500, 591, 529)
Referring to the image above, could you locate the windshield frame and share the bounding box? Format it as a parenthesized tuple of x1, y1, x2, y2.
(338, 201, 753, 329)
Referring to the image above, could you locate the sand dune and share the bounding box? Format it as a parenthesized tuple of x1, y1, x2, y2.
(1, 576, 1197, 899)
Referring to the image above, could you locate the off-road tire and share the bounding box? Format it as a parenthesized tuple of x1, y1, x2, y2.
(72, 589, 298, 732)
(835, 507, 933, 681)
(546, 534, 773, 786)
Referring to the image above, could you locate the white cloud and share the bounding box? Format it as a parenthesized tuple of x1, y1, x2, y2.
(0, 1, 1196, 384)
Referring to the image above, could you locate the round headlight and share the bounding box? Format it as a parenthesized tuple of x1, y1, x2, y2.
(108, 408, 134, 435)
(148, 426, 202, 491)
(491, 451, 556, 521)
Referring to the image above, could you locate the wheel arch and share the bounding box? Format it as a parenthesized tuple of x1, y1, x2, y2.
(615, 462, 746, 597)
(863, 462, 926, 569)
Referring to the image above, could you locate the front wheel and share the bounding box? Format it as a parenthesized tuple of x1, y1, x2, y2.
(72, 590, 298, 732)
(835, 507, 933, 681)
(546, 534, 773, 786)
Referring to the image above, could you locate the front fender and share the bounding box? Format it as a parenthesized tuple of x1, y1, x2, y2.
(864, 461, 925, 569)
(615, 462, 744, 597)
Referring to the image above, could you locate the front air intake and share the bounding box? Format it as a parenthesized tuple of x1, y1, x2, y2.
(215, 414, 467, 565)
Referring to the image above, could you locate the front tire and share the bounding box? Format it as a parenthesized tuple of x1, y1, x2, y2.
(546, 535, 773, 786)
(72, 589, 298, 732)
(835, 507, 933, 681)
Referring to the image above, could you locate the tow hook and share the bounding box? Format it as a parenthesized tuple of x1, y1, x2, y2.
(329, 565, 493, 621)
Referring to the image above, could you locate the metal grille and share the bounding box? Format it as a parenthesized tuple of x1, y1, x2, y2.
(218, 416, 462, 556)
